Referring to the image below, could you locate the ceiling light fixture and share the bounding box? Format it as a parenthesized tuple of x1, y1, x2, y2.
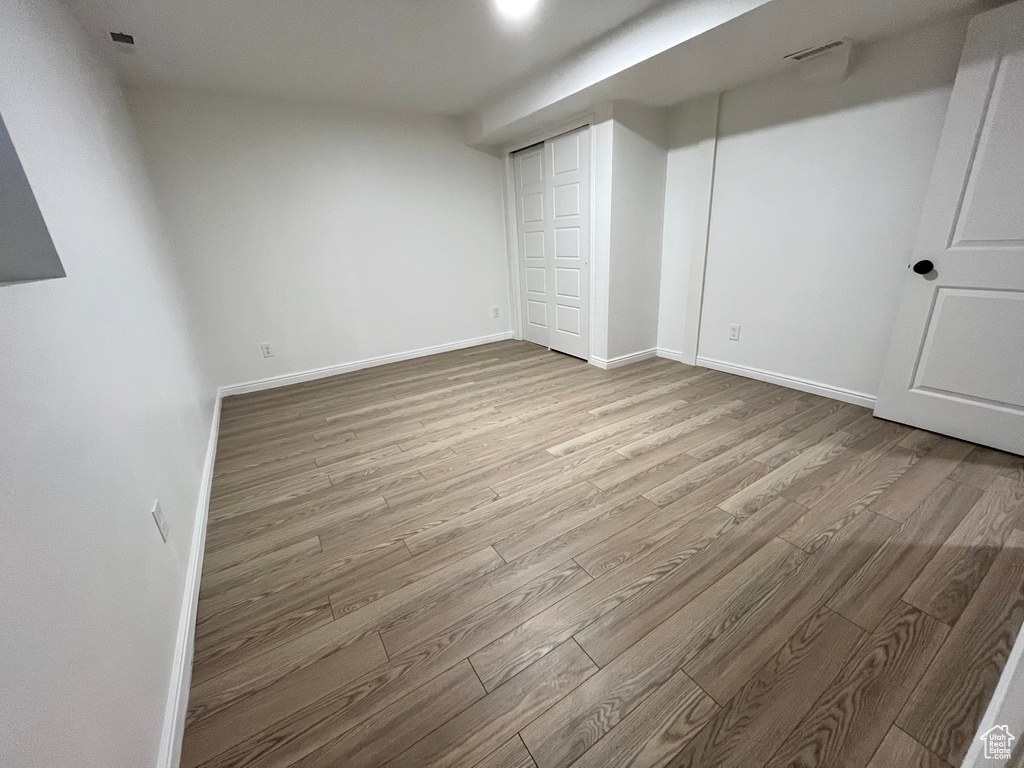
(494, 0, 541, 21)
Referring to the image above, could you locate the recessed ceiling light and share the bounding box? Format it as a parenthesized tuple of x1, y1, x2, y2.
(494, 0, 541, 21)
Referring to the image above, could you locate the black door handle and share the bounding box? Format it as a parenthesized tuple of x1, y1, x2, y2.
(912, 260, 934, 275)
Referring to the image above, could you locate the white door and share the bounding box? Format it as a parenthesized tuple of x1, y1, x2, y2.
(513, 143, 548, 349)
(874, 0, 1024, 456)
(512, 127, 591, 359)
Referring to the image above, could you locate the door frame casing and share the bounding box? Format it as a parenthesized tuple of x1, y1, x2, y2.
(501, 112, 598, 361)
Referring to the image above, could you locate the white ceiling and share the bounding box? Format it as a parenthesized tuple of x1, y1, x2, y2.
(67, 0, 667, 115)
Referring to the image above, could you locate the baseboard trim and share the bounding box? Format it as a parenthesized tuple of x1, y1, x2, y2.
(590, 348, 658, 370)
(655, 348, 694, 365)
(220, 332, 515, 397)
(156, 394, 221, 768)
(695, 356, 877, 408)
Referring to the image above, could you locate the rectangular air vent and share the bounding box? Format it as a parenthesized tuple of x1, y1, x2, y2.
(784, 40, 844, 61)
(109, 31, 135, 45)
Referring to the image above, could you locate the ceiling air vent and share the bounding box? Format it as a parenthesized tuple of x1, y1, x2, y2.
(108, 30, 137, 55)
(785, 38, 854, 84)
(784, 39, 845, 62)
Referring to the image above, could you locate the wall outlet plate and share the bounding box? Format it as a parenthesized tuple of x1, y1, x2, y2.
(151, 500, 169, 543)
(729, 324, 741, 341)
(491, 306, 500, 319)
(260, 342, 274, 358)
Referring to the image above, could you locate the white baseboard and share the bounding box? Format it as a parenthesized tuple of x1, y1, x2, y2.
(695, 356, 877, 408)
(156, 394, 221, 768)
(220, 332, 515, 397)
(655, 348, 694, 365)
(590, 348, 658, 370)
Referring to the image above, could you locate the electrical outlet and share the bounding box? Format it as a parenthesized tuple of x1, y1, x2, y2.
(260, 342, 274, 358)
(491, 306, 500, 319)
(729, 324, 741, 341)
(151, 500, 169, 543)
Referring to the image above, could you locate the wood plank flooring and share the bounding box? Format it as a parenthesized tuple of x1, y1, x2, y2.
(183, 341, 1024, 768)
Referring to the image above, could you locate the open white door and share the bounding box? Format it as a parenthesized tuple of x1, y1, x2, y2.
(874, 0, 1024, 456)
(512, 127, 591, 360)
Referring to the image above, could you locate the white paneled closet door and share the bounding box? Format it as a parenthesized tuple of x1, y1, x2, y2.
(513, 143, 549, 348)
(512, 127, 591, 360)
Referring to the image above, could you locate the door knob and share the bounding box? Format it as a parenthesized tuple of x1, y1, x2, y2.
(912, 260, 934, 275)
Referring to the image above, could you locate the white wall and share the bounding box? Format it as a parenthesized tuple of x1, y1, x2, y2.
(127, 89, 511, 389)
(605, 103, 668, 361)
(693, 15, 969, 402)
(657, 94, 719, 363)
(0, 1, 214, 766)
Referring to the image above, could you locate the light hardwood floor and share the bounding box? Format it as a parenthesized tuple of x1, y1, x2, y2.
(183, 340, 1024, 768)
